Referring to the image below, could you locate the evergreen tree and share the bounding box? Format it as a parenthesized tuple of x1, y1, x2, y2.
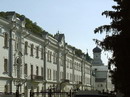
(94, 0, 130, 96)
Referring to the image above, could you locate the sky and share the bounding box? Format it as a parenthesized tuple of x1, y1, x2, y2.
(0, 0, 116, 65)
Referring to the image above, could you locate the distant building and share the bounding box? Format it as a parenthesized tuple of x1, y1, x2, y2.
(91, 46, 114, 92)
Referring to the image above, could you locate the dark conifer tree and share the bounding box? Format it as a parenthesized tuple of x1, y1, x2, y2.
(94, 0, 130, 96)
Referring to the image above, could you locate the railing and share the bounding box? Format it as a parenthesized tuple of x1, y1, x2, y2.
(61, 79, 70, 83)
(30, 89, 76, 97)
(78, 81, 82, 84)
(0, 92, 15, 97)
(31, 75, 43, 81)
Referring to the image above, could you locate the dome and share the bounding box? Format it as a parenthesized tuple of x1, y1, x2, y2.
(93, 46, 102, 53)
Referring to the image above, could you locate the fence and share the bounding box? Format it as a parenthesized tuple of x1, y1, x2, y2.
(30, 89, 76, 97)
(0, 92, 15, 97)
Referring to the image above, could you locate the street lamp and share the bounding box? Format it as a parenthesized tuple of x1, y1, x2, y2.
(13, 78, 27, 97)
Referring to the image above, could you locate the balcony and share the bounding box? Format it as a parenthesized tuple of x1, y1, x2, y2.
(61, 79, 69, 83)
(78, 81, 82, 85)
(31, 75, 43, 82)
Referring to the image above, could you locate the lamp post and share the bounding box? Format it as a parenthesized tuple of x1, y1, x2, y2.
(13, 78, 27, 97)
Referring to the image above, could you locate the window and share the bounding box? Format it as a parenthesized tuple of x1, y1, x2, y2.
(0, 27, 2, 33)
(4, 58, 8, 72)
(101, 84, 103, 87)
(37, 86, 39, 96)
(47, 50, 52, 62)
(4, 33, 8, 48)
(41, 67, 44, 76)
(30, 44, 34, 56)
(31, 65, 33, 75)
(66, 59, 69, 68)
(24, 86, 27, 96)
(60, 71, 63, 79)
(36, 66, 39, 76)
(15, 37, 18, 51)
(47, 69, 51, 80)
(74, 62, 77, 70)
(53, 70, 57, 81)
(70, 60, 73, 69)
(41, 48, 43, 59)
(67, 73, 69, 80)
(31, 86, 34, 92)
(24, 41, 28, 55)
(47, 51, 49, 62)
(41, 87, 44, 92)
(36, 46, 39, 58)
(70, 74, 73, 82)
(53, 52, 57, 64)
(24, 64, 28, 76)
(60, 58, 63, 66)
(50, 51, 52, 62)
(4, 85, 8, 93)
(78, 64, 81, 71)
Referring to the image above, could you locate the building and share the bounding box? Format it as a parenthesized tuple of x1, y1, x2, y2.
(0, 12, 92, 97)
(91, 46, 114, 92)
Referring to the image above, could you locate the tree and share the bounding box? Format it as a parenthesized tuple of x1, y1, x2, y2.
(94, 0, 130, 96)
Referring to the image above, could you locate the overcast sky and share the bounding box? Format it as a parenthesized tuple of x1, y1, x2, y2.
(0, 0, 116, 65)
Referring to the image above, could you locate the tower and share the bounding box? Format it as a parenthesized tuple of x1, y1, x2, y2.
(92, 46, 103, 66)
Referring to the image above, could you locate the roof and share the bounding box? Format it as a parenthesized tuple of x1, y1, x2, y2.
(93, 46, 102, 53)
(54, 32, 65, 42)
(58, 34, 64, 42)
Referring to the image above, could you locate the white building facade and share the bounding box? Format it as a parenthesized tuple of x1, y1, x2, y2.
(0, 12, 92, 97)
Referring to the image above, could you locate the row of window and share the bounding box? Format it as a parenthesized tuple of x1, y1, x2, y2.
(47, 50, 57, 64)
(3, 58, 89, 84)
(3, 33, 89, 69)
(3, 34, 90, 75)
(3, 58, 90, 78)
(3, 84, 42, 93)
(24, 41, 89, 73)
(24, 41, 43, 59)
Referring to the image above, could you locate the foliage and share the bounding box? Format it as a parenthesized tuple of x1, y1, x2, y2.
(0, 11, 48, 35)
(0, 11, 92, 62)
(75, 48, 83, 57)
(68, 45, 92, 61)
(94, 0, 130, 96)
